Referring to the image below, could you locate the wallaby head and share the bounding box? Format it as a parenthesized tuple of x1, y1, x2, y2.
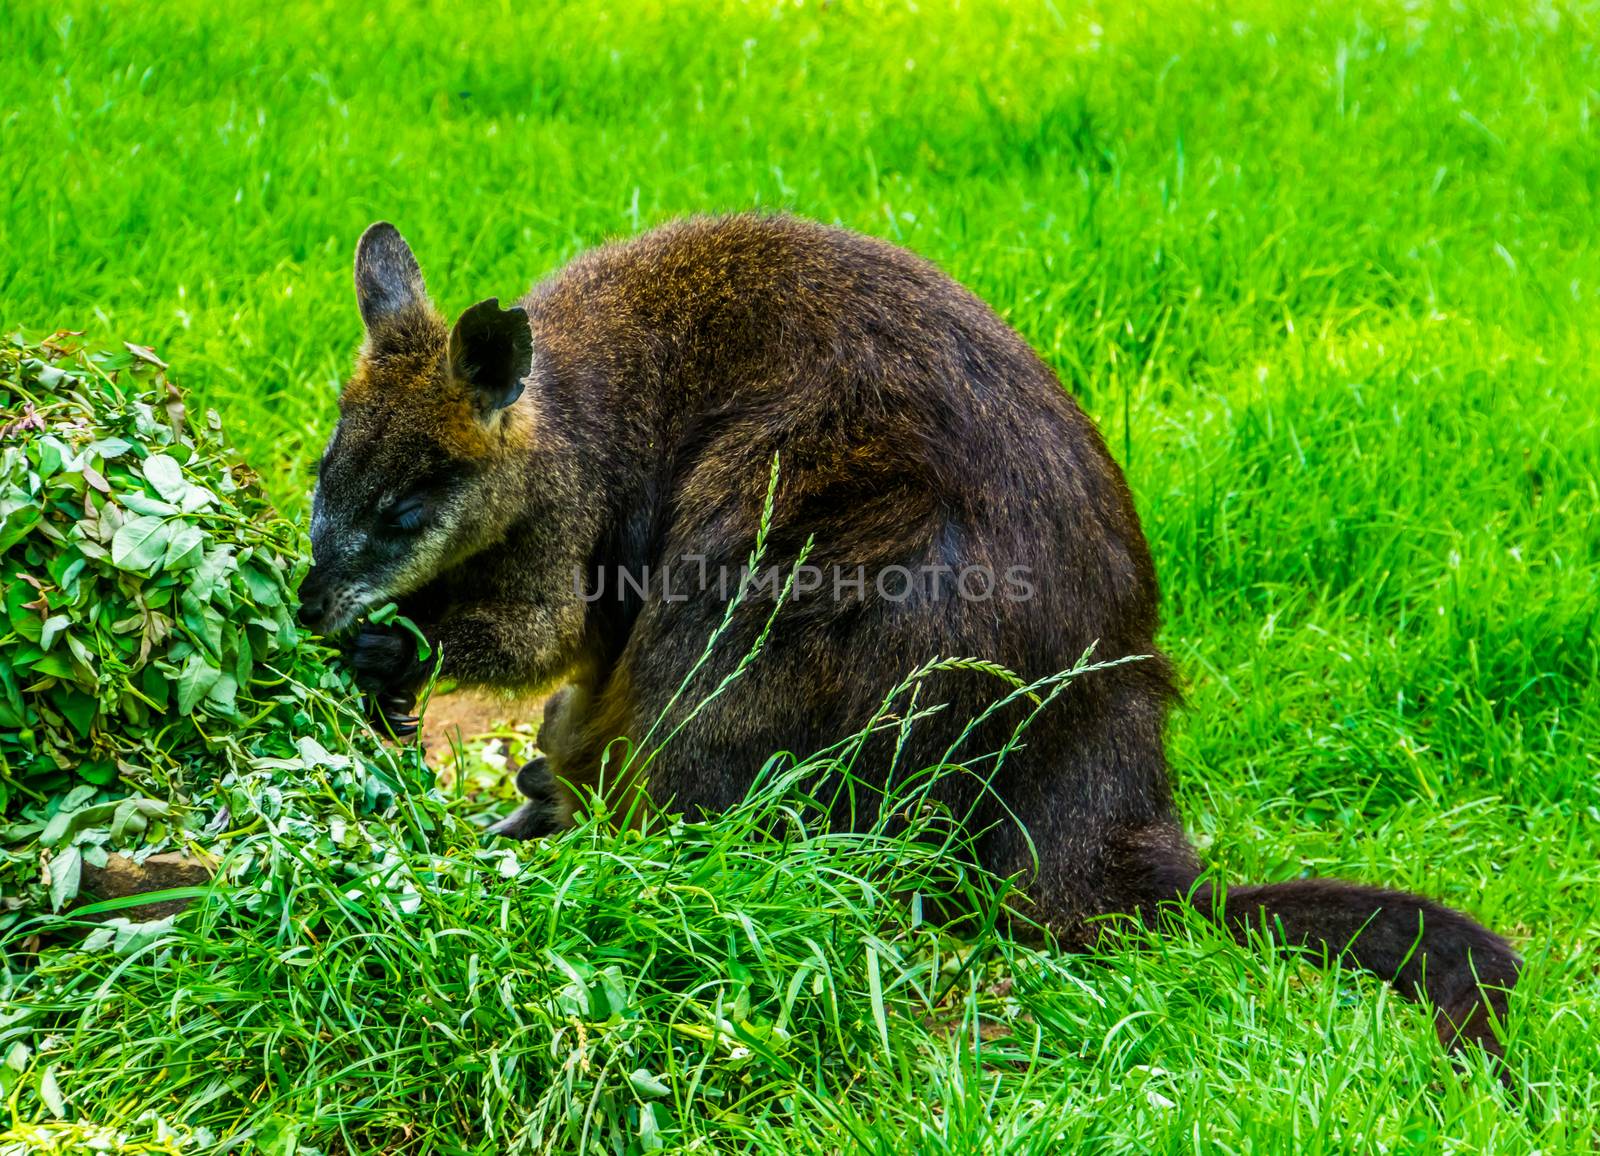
(300, 222, 536, 633)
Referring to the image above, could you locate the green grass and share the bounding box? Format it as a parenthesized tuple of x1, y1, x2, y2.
(3, 0, 1599, 1151)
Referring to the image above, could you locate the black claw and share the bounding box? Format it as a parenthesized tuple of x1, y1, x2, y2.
(375, 702, 420, 737)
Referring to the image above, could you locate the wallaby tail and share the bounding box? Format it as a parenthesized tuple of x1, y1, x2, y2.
(1119, 833, 1521, 1074)
(1196, 877, 1520, 1067)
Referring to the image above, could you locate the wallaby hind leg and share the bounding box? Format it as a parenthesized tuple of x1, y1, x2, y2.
(485, 755, 560, 840)
(485, 684, 582, 841)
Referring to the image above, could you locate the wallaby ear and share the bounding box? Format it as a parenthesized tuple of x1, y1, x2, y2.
(354, 222, 428, 331)
(448, 297, 533, 414)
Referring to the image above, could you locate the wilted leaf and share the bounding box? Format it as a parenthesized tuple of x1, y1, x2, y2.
(124, 341, 169, 368)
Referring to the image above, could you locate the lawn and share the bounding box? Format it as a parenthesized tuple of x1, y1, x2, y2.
(3, 0, 1599, 1151)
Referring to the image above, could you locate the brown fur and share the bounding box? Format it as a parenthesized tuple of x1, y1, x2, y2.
(301, 214, 1519, 1074)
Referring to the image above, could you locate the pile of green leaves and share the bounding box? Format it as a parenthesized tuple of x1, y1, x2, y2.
(0, 332, 429, 916)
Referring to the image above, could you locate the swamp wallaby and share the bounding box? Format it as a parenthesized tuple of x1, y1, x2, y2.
(299, 214, 1518, 1070)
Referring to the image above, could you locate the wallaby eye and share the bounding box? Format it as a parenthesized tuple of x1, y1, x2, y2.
(381, 493, 429, 533)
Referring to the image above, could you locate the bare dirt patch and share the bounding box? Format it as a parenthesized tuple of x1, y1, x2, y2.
(421, 690, 547, 768)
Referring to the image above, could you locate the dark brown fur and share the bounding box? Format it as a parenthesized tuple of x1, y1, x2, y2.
(301, 214, 1519, 1072)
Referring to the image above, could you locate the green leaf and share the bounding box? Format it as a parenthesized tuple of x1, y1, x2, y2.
(642, 1104, 666, 1151)
(35, 435, 70, 479)
(29, 651, 75, 679)
(55, 552, 87, 593)
(85, 436, 134, 459)
(296, 735, 351, 770)
(78, 758, 117, 786)
(0, 507, 40, 552)
(38, 614, 70, 651)
(141, 662, 170, 709)
(181, 483, 216, 513)
(143, 453, 188, 502)
(628, 1069, 671, 1099)
(111, 798, 150, 844)
(6, 583, 40, 638)
(65, 631, 97, 677)
(84, 914, 177, 957)
(162, 522, 206, 569)
(175, 653, 221, 714)
(189, 546, 235, 602)
(38, 810, 74, 849)
(56, 689, 96, 737)
(48, 846, 82, 912)
(388, 610, 433, 663)
(181, 590, 226, 656)
(3, 1042, 31, 1076)
(111, 514, 172, 571)
(238, 560, 283, 607)
(119, 491, 180, 517)
(39, 1066, 66, 1120)
(207, 671, 239, 714)
(39, 800, 117, 849)
(233, 633, 254, 688)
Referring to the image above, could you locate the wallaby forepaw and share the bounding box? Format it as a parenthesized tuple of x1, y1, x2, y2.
(344, 624, 427, 736)
(345, 623, 421, 690)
